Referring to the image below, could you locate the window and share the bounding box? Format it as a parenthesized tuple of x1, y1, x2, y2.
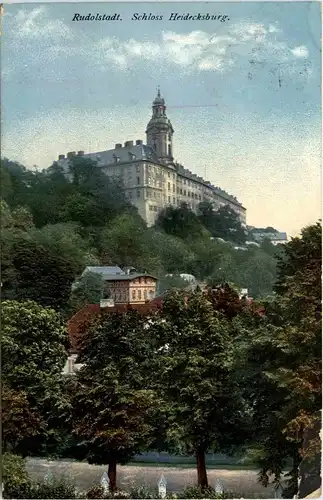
(177, 187, 179, 193)
(138, 290, 142, 300)
(144, 290, 147, 300)
(136, 165, 140, 173)
(168, 196, 171, 203)
(184, 190, 186, 196)
(184, 179, 186, 185)
(188, 191, 190, 197)
(180, 188, 183, 194)
(137, 176, 140, 185)
(168, 172, 170, 178)
(137, 190, 140, 198)
(132, 290, 136, 300)
(168, 182, 170, 190)
(173, 197, 176, 204)
(172, 185, 175, 192)
(173, 173, 175, 180)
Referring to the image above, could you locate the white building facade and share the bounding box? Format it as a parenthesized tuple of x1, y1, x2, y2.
(56, 90, 246, 227)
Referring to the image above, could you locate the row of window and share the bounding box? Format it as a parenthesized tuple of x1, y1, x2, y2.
(132, 289, 154, 300)
(147, 190, 161, 199)
(149, 205, 159, 212)
(177, 187, 202, 200)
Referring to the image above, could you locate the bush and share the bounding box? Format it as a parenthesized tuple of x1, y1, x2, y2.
(177, 486, 238, 499)
(2, 453, 31, 499)
(27, 476, 77, 499)
(113, 490, 131, 499)
(86, 485, 106, 498)
(130, 484, 158, 499)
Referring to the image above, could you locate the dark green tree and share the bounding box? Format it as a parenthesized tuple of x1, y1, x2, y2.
(1, 300, 69, 456)
(238, 222, 322, 496)
(69, 271, 104, 313)
(155, 203, 207, 240)
(71, 309, 163, 491)
(151, 289, 250, 488)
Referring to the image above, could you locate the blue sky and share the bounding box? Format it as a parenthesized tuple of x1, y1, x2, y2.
(2, 2, 321, 235)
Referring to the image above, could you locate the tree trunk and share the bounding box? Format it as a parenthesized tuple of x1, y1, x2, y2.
(196, 448, 208, 489)
(108, 458, 117, 492)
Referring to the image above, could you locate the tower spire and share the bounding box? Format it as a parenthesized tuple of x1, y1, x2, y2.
(146, 90, 174, 163)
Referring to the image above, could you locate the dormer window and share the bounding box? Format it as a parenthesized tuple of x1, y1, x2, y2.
(113, 154, 120, 163)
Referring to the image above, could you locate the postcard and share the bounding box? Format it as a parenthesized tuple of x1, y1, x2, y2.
(1, 2, 321, 499)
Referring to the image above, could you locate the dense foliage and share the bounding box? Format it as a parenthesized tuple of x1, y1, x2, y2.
(1, 300, 69, 456)
(70, 309, 163, 491)
(235, 222, 322, 496)
(1, 157, 282, 307)
(1, 154, 320, 499)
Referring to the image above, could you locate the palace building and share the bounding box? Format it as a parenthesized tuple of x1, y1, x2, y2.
(56, 89, 246, 227)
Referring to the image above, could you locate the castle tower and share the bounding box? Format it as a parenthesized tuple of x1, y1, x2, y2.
(146, 87, 174, 163)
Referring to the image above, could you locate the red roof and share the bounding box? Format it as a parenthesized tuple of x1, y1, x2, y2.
(68, 302, 161, 353)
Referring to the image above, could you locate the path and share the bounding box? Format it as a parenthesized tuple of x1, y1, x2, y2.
(26, 458, 276, 498)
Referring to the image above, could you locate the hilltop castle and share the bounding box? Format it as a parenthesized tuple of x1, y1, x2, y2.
(56, 89, 246, 227)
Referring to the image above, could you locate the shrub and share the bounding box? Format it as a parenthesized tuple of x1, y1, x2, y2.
(130, 484, 158, 499)
(177, 486, 238, 499)
(27, 476, 77, 499)
(86, 485, 106, 499)
(2, 453, 31, 499)
(113, 490, 131, 499)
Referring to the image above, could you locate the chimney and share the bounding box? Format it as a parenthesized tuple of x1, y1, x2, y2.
(124, 140, 134, 148)
(67, 151, 76, 159)
(115, 143, 122, 149)
(136, 139, 143, 145)
(78, 150, 85, 156)
(58, 154, 65, 160)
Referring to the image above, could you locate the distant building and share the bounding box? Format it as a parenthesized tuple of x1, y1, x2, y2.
(56, 89, 246, 227)
(252, 231, 288, 245)
(78, 266, 158, 305)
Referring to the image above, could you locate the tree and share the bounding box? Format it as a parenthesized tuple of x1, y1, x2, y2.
(1, 236, 76, 310)
(151, 289, 249, 488)
(71, 309, 161, 491)
(69, 271, 104, 313)
(99, 213, 152, 270)
(2, 386, 44, 453)
(155, 203, 207, 240)
(199, 204, 246, 244)
(239, 222, 322, 496)
(1, 300, 69, 456)
(157, 274, 192, 295)
(240, 250, 277, 298)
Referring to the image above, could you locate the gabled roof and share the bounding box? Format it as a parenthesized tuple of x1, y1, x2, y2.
(82, 266, 125, 278)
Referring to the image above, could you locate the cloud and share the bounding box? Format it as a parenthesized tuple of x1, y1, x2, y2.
(291, 45, 309, 58)
(7, 6, 73, 41)
(3, 13, 312, 79)
(82, 22, 311, 74)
